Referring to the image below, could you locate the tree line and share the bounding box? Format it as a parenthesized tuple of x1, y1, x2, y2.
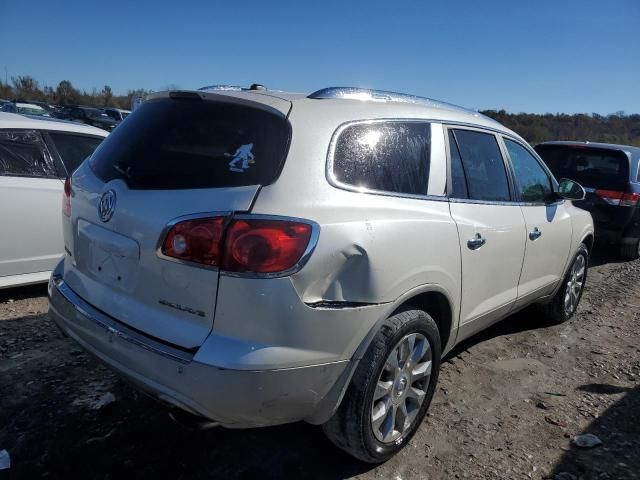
(2, 75, 639, 146)
(482, 109, 640, 147)
(0, 75, 150, 110)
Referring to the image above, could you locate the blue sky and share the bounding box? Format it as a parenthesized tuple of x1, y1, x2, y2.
(2, 0, 639, 114)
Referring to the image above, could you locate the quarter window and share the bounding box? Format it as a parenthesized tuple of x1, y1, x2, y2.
(332, 122, 431, 196)
(451, 129, 510, 202)
(505, 139, 553, 203)
(48, 132, 104, 174)
(0, 130, 57, 177)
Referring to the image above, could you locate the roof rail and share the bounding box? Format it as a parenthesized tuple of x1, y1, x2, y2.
(198, 85, 244, 92)
(199, 83, 267, 92)
(307, 87, 477, 115)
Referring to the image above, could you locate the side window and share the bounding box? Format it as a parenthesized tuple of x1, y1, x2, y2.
(447, 130, 468, 198)
(332, 122, 431, 196)
(452, 129, 511, 202)
(48, 132, 104, 174)
(505, 139, 553, 203)
(0, 130, 57, 177)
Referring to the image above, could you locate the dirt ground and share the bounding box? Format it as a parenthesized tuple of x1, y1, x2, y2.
(1, 249, 638, 480)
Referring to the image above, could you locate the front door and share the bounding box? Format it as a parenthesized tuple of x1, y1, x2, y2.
(446, 128, 526, 340)
(501, 137, 572, 306)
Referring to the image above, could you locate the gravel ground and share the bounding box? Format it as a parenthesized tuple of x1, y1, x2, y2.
(0, 250, 638, 479)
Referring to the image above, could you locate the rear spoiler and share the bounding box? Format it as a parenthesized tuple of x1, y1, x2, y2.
(145, 90, 292, 118)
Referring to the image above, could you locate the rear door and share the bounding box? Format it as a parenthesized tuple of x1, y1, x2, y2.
(502, 137, 572, 305)
(62, 95, 292, 349)
(0, 129, 64, 278)
(447, 128, 526, 339)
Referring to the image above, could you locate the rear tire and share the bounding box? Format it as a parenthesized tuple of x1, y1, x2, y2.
(542, 244, 589, 324)
(323, 309, 441, 463)
(620, 238, 640, 260)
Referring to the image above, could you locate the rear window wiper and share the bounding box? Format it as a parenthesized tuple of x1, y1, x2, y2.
(113, 161, 133, 178)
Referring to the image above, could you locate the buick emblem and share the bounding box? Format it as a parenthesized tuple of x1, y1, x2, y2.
(98, 190, 117, 222)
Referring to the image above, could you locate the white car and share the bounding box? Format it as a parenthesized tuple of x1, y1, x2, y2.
(0, 112, 107, 289)
(48, 87, 594, 462)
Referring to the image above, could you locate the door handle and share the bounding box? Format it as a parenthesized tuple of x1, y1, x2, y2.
(467, 233, 486, 250)
(529, 227, 542, 241)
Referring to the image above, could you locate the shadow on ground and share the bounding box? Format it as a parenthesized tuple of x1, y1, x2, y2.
(0, 283, 47, 303)
(551, 384, 640, 479)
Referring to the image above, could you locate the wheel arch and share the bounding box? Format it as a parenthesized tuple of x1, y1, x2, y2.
(306, 284, 457, 425)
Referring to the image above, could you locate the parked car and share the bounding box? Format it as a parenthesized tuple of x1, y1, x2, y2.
(0, 112, 107, 289)
(48, 87, 593, 463)
(65, 106, 118, 131)
(103, 107, 131, 122)
(535, 141, 640, 259)
(1, 102, 50, 117)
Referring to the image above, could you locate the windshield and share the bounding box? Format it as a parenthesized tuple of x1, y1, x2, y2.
(535, 145, 630, 190)
(89, 97, 291, 189)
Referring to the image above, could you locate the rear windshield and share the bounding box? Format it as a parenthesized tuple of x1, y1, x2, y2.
(89, 98, 291, 189)
(535, 145, 630, 190)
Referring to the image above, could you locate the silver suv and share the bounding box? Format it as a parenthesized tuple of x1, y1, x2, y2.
(48, 86, 594, 462)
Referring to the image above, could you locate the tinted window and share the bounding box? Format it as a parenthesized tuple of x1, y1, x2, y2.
(49, 132, 103, 173)
(452, 129, 510, 202)
(535, 145, 630, 190)
(90, 98, 291, 189)
(505, 139, 553, 203)
(333, 122, 431, 196)
(0, 130, 57, 177)
(448, 130, 468, 198)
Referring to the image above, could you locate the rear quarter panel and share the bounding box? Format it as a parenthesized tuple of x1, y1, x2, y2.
(241, 100, 462, 359)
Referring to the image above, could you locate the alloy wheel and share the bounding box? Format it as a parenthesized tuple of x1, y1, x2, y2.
(564, 253, 586, 316)
(371, 332, 432, 443)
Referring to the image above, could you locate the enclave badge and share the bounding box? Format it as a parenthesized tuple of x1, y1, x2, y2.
(98, 190, 117, 222)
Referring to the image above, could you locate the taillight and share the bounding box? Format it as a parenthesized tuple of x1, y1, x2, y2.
(595, 189, 640, 207)
(160, 216, 315, 275)
(161, 217, 226, 266)
(222, 219, 313, 274)
(62, 177, 72, 217)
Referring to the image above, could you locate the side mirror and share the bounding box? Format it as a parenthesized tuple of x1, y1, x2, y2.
(556, 178, 586, 201)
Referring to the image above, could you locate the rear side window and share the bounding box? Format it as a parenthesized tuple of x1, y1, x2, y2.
(332, 122, 431, 196)
(504, 139, 553, 203)
(90, 98, 291, 189)
(451, 129, 511, 202)
(0, 130, 57, 178)
(49, 132, 103, 174)
(535, 145, 630, 190)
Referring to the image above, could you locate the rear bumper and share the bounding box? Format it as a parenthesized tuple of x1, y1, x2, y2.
(48, 273, 349, 428)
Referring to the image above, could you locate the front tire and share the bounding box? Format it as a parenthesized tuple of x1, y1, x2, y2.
(543, 243, 589, 324)
(323, 309, 441, 463)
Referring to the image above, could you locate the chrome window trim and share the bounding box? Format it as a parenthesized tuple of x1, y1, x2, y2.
(52, 276, 194, 363)
(326, 118, 447, 201)
(156, 212, 321, 279)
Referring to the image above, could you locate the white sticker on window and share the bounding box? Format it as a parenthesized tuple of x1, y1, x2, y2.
(227, 143, 255, 172)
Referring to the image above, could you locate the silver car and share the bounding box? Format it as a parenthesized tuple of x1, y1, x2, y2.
(48, 86, 593, 462)
(0, 113, 107, 289)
